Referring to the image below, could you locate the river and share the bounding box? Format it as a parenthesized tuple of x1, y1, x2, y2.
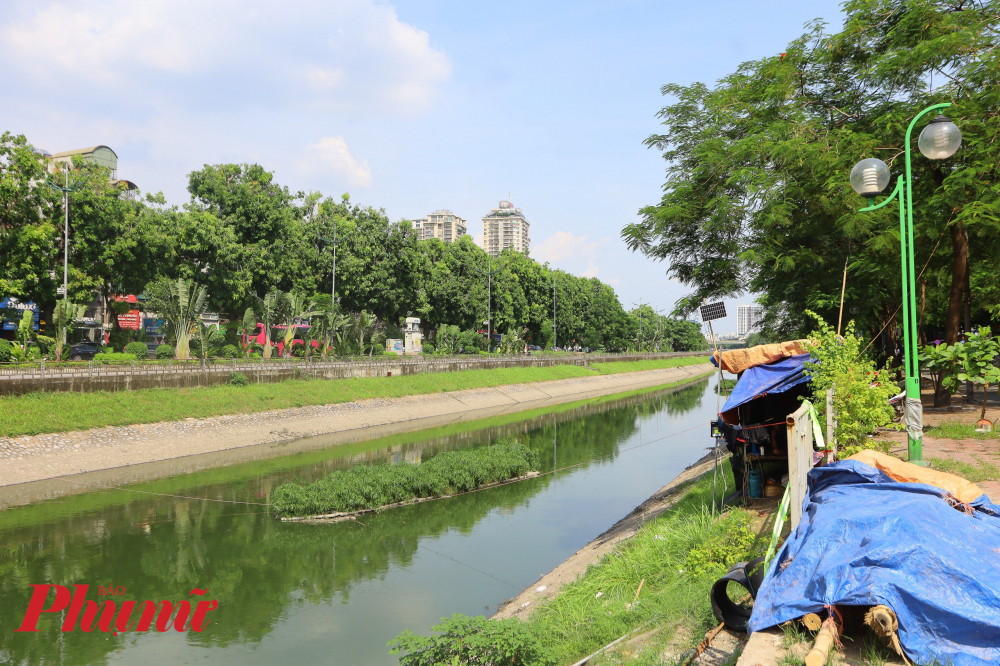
(0, 375, 723, 665)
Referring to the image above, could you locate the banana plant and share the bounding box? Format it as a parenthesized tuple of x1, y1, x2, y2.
(256, 290, 287, 360)
(147, 278, 209, 360)
(307, 307, 348, 359)
(239, 307, 257, 358)
(52, 301, 86, 361)
(280, 292, 322, 357)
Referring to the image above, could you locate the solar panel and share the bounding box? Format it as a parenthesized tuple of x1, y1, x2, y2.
(699, 301, 727, 322)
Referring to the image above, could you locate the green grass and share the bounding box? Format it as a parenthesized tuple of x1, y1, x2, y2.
(925, 419, 999, 440)
(929, 456, 1000, 483)
(270, 441, 539, 518)
(0, 356, 709, 438)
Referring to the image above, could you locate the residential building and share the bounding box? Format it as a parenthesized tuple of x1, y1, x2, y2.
(47, 145, 138, 199)
(737, 304, 765, 337)
(481, 200, 530, 256)
(411, 209, 467, 243)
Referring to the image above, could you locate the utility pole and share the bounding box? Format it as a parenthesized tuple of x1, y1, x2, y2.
(46, 165, 84, 346)
(318, 224, 340, 309)
(476, 255, 500, 352)
(632, 301, 643, 351)
(552, 272, 557, 350)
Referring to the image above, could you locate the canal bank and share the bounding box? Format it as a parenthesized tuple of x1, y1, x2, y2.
(0, 377, 723, 665)
(0, 363, 712, 504)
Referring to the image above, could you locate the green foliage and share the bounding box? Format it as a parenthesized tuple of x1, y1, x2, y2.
(15, 309, 34, 351)
(435, 324, 461, 355)
(929, 456, 1000, 483)
(51, 301, 86, 360)
(389, 614, 555, 666)
(422, 342, 435, 355)
(124, 341, 148, 358)
(92, 352, 138, 363)
(803, 312, 895, 451)
(221, 344, 239, 358)
(684, 511, 758, 577)
(626, 1, 1000, 344)
(0, 339, 12, 363)
(270, 441, 539, 517)
(954, 327, 1000, 419)
(919, 342, 963, 394)
(229, 371, 250, 387)
(155, 344, 175, 360)
(35, 335, 56, 358)
(144, 277, 209, 360)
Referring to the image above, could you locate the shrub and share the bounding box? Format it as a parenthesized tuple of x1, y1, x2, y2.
(804, 312, 895, 454)
(124, 341, 148, 358)
(35, 335, 56, 358)
(249, 351, 263, 359)
(270, 441, 539, 518)
(229, 371, 250, 387)
(93, 352, 138, 362)
(422, 342, 435, 354)
(0, 339, 12, 363)
(155, 344, 175, 360)
(389, 614, 555, 666)
(221, 344, 239, 358)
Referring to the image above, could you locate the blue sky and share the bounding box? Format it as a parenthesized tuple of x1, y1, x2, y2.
(1, 0, 845, 334)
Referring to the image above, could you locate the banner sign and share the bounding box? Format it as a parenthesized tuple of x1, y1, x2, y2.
(118, 310, 142, 330)
(0, 298, 39, 332)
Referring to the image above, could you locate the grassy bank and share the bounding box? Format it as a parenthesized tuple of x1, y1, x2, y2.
(0, 356, 709, 438)
(271, 441, 538, 518)
(926, 419, 999, 440)
(390, 468, 761, 666)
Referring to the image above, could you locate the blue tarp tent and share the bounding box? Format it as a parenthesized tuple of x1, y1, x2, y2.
(750, 460, 1000, 666)
(719, 354, 812, 414)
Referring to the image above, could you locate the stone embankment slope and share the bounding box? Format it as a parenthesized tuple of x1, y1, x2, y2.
(0, 363, 712, 491)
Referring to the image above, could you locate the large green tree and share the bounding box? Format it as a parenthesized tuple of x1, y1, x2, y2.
(625, 0, 1000, 352)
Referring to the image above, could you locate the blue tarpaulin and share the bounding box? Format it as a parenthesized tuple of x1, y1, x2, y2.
(749, 460, 1000, 666)
(720, 354, 812, 413)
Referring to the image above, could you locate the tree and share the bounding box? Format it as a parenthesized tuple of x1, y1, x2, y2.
(255, 290, 287, 360)
(52, 300, 86, 360)
(145, 278, 209, 360)
(625, 0, 1000, 360)
(954, 327, 1000, 421)
(0, 133, 58, 303)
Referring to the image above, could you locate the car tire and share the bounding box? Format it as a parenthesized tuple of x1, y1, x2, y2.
(71, 355, 82, 361)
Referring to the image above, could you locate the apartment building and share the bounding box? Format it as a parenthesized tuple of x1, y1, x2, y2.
(480, 200, 530, 256)
(411, 209, 467, 243)
(737, 304, 765, 337)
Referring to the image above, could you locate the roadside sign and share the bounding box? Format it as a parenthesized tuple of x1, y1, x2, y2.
(699, 301, 727, 322)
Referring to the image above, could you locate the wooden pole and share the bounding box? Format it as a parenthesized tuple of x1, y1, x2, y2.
(805, 617, 840, 666)
(837, 257, 849, 336)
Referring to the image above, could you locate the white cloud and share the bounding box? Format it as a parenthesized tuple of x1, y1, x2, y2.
(299, 136, 372, 187)
(582, 261, 600, 278)
(0, 0, 451, 115)
(533, 231, 602, 264)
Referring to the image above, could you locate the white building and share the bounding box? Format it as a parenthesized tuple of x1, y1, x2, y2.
(481, 200, 530, 256)
(411, 209, 467, 243)
(737, 304, 765, 337)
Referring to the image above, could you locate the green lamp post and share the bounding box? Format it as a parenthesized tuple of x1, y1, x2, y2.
(850, 103, 962, 464)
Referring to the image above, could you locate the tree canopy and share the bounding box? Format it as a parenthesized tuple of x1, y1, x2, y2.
(625, 0, 1000, 350)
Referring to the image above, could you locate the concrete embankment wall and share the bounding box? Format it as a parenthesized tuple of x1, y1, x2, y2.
(0, 352, 707, 396)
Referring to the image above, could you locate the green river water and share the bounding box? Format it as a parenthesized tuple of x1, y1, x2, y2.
(0, 376, 722, 665)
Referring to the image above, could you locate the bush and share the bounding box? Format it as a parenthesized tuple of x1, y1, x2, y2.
(221, 344, 239, 358)
(155, 344, 175, 360)
(229, 371, 250, 387)
(389, 614, 555, 666)
(35, 335, 56, 358)
(93, 352, 138, 362)
(804, 312, 895, 455)
(249, 351, 263, 359)
(124, 341, 148, 358)
(270, 441, 539, 518)
(422, 342, 435, 354)
(0, 339, 12, 363)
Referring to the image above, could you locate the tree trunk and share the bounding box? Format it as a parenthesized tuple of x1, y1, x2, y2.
(938, 221, 970, 407)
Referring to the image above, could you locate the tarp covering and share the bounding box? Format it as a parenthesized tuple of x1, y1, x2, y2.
(849, 450, 985, 504)
(720, 354, 812, 414)
(749, 460, 1000, 666)
(711, 340, 809, 374)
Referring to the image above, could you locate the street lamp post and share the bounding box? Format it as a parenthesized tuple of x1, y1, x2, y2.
(476, 255, 500, 353)
(45, 165, 85, 345)
(318, 225, 339, 309)
(552, 273, 557, 350)
(851, 102, 962, 465)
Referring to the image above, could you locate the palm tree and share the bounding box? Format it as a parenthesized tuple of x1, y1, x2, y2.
(147, 278, 208, 360)
(351, 310, 378, 356)
(52, 300, 86, 361)
(256, 290, 287, 360)
(306, 307, 348, 359)
(280, 292, 321, 357)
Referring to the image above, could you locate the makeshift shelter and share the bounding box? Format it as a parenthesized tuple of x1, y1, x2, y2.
(712, 350, 816, 499)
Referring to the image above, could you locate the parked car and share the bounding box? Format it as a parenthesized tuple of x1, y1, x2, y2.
(70, 340, 100, 361)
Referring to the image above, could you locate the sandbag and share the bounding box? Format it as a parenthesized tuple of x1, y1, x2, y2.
(712, 340, 809, 374)
(848, 449, 984, 504)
